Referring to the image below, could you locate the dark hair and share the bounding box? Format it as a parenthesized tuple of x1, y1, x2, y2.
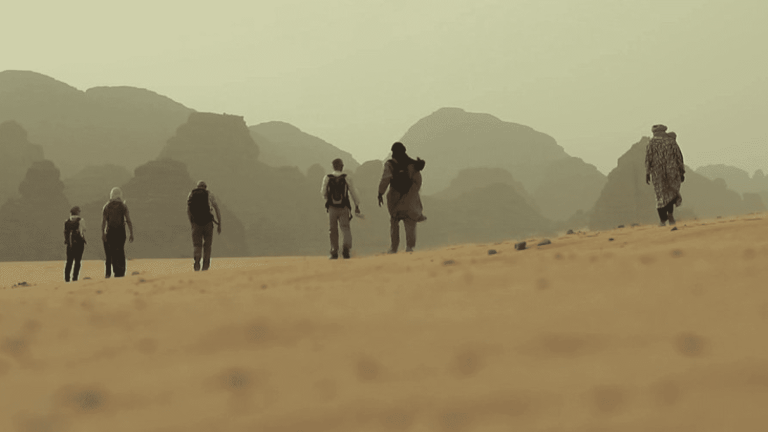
(332, 158, 343, 170)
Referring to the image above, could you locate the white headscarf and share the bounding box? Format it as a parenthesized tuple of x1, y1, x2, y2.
(110, 187, 123, 201)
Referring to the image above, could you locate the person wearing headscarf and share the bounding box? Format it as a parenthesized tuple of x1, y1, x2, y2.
(645, 125, 685, 226)
(378, 141, 427, 253)
(101, 187, 134, 277)
(63, 206, 87, 282)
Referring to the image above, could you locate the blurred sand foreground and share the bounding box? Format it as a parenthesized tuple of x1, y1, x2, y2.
(1, 214, 768, 432)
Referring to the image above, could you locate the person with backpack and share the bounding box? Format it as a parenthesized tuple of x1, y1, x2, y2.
(378, 142, 427, 253)
(187, 180, 222, 271)
(321, 158, 360, 259)
(63, 206, 87, 282)
(101, 187, 134, 278)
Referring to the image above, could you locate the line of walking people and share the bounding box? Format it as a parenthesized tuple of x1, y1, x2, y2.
(63, 141, 427, 281)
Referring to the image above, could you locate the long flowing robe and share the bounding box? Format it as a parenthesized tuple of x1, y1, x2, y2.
(645, 136, 685, 208)
(378, 159, 427, 222)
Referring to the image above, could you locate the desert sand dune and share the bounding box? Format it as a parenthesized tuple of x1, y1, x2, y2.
(2, 214, 768, 431)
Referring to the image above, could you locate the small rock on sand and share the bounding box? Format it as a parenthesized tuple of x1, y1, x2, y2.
(566, 230, 574, 235)
(671, 227, 678, 231)
(443, 260, 456, 266)
(515, 241, 527, 251)
(618, 225, 625, 228)
(487, 249, 498, 255)
(538, 239, 551, 246)
(131, 271, 140, 276)
(609, 238, 614, 241)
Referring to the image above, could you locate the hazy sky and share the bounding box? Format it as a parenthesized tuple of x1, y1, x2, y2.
(4, 0, 767, 175)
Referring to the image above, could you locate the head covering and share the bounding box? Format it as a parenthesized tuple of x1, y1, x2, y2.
(70, 206, 81, 215)
(667, 131, 677, 140)
(109, 187, 123, 201)
(391, 142, 406, 155)
(196, 180, 207, 189)
(652, 124, 668, 134)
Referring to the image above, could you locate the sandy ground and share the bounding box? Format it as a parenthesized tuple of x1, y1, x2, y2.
(1, 214, 768, 432)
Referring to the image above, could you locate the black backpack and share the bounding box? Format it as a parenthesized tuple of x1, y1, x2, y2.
(390, 161, 413, 195)
(104, 201, 127, 228)
(326, 174, 350, 209)
(188, 188, 213, 225)
(64, 219, 85, 245)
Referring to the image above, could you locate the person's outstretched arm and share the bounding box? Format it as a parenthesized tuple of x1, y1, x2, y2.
(210, 193, 222, 234)
(124, 205, 134, 243)
(346, 176, 361, 213)
(645, 144, 653, 185)
(101, 205, 108, 243)
(378, 162, 392, 206)
(320, 175, 329, 201)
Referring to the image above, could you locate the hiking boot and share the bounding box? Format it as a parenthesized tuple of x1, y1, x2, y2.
(329, 253, 338, 260)
(193, 262, 201, 271)
(405, 247, 414, 253)
(342, 248, 350, 259)
(668, 214, 676, 225)
(386, 249, 397, 254)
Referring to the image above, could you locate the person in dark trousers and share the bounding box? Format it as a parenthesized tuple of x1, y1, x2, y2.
(645, 125, 685, 226)
(321, 158, 361, 259)
(101, 187, 134, 277)
(378, 142, 427, 253)
(64, 206, 87, 282)
(187, 181, 222, 271)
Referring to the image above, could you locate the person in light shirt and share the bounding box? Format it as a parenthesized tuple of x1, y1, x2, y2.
(321, 158, 360, 259)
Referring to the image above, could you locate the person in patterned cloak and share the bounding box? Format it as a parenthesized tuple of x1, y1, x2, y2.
(645, 124, 685, 226)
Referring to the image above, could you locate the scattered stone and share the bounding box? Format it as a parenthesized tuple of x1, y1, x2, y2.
(631, 223, 640, 227)
(537, 239, 551, 246)
(15, 281, 29, 287)
(514, 241, 527, 251)
(566, 229, 574, 235)
(139, 278, 146, 283)
(608, 238, 614, 241)
(443, 260, 456, 266)
(83, 277, 92, 280)
(716, 216, 722, 219)
(617, 225, 625, 228)
(131, 271, 140, 276)
(96, 290, 102, 294)
(672, 250, 683, 257)
(260, 284, 268, 290)
(671, 227, 678, 231)
(487, 249, 497, 255)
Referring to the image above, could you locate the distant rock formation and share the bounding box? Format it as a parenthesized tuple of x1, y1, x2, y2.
(0, 121, 44, 207)
(696, 164, 768, 195)
(78, 159, 249, 260)
(398, 107, 606, 221)
(432, 167, 540, 213)
(158, 112, 327, 256)
(63, 164, 133, 208)
(422, 183, 554, 246)
(589, 138, 765, 230)
(0, 70, 192, 177)
(250, 121, 360, 174)
(0, 160, 70, 261)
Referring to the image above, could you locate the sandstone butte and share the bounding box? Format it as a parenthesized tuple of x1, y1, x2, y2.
(1, 213, 767, 431)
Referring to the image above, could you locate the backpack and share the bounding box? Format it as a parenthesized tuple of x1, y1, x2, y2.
(64, 219, 85, 245)
(104, 201, 127, 228)
(188, 188, 213, 225)
(326, 174, 350, 209)
(390, 160, 413, 195)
